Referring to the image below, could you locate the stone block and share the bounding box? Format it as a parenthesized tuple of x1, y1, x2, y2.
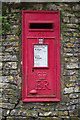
(67, 105, 76, 110)
(33, 4, 43, 10)
(70, 17, 79, 23)
(2, 103, 15, 109)
(64, 48, 73, 53)
(3, 62, 17, 70)
(3, 69, 18, 75)
(1, 76, 17, 84)
(62, 12, 75, 17)
(1, 55, 18, 61)
(36, 117, 61, 120)
(1, 83, 17, 90)
(63, 70, 78, 76)
(0, 62, 2, 70)
(74, 86, 79, 92)
(70, 99, 79, 105)
(39, 111, 52, 117)
(3, 42, 19, 47)
(63, 17, 69, 23)
(69, 93, 79, 99)
(60, 4, 71, 10)
(20, 110, 38, 117)
(5, 47, 19, 53)
(66, 63, 79, 69)
(64, 87, 74, 94)
(64, 53, 73, 57)
(6, 117, 35, 120)
(69, 109, 79, 117)
(47, 4, 57, 10)
(72, 4, 80, 11)
(59, 111, 68, 116)
(10, 109, 19, 116)
(9, 96, 18, 104)
(2, 109, 10, 116)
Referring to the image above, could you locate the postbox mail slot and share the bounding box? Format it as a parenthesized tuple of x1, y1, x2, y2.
(29, 22, 53, 31)
(30, 23, 53, 29)
(22, 11, 60, 102)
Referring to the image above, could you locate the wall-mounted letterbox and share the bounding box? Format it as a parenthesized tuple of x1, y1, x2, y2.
(22, 11, 60, 102)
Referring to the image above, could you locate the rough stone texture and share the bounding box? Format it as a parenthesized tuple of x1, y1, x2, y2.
(1, 2, 80, 120)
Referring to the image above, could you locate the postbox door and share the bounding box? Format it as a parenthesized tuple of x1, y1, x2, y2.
(27, 38, 56, 98)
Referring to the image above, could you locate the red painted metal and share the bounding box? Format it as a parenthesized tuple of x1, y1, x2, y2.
(22, 11, 60, 102)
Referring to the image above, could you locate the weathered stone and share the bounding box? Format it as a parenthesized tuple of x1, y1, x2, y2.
(6, 35, 16, 40)
(62, 12, 75, 17)
(74, 48, 80, 53)
(3, 69, 18, 75)
(70, 58, 78, 62)
(2, 103, 15, 109)
(1, 55, 18, 61)
(60, 4, 71, 10)
(7, 117, 34, 120)
(10, 25, 19, 29)
(64, 87, 74, 94)
(63, 32, 72, 37)
(64, 53, 73, 57)
(1, 97, 8, 102)
(67, 105, 76, 110)
(76, 80, 80, 86)
(59, 111, 68, 116)
(64, 28, 79, 32)
(1, 76, 17, 84)
(70, 38, 79, 43)
(33, 4, 43, 10)
(9, 96, 18, 104)
(2, 109, 10, 116)
(66, 24, 79, 28)
(72, 4, 80, 11)
(64, 48, 73, 53)
(69, 109, 79, 117)
(39, 111, 53, 117)
(65, 43, 79, 48)
(74, 53, 80, 57)
(37, 117, 61, 120)
(66, 63, 79, 69)
(2, 89, 19, 97)
(10, 109, 18, 116)
(47, 4, 57, 10)
(0, 46, 3, 52)
(58, 106, 68, 111)
(3, 62, 17, 69)
(21, 110, 38, 117)
(41, 106, 54, 112)
(70, 17, 79, 23)
(63, 70, 78, 76)
(3, 42, 19, 47)
(1, 3, 80, 120)
(1, 83, 17, 89)
(74, 86, 79, 92)
(69, 93, 79, 99)
(0, 62, 2, 70)
(63, 17, 69, 23)
(65, 82, 75, 87)
(70, 99, 79, 105)
(5, 47, 19, 53)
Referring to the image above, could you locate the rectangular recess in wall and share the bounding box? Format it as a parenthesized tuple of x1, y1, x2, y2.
(22, 11, 60, 102)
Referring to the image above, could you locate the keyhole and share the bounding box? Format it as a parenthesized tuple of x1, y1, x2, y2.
(32, 68, 34, 72)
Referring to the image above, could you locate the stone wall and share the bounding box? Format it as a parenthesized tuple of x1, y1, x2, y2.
(1, 2, 80, 120)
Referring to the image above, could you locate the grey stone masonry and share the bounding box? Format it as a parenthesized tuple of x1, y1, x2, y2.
(1, 2, 80, 120)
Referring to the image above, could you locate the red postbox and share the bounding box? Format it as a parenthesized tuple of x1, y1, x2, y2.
(22, 11, 60, 102)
